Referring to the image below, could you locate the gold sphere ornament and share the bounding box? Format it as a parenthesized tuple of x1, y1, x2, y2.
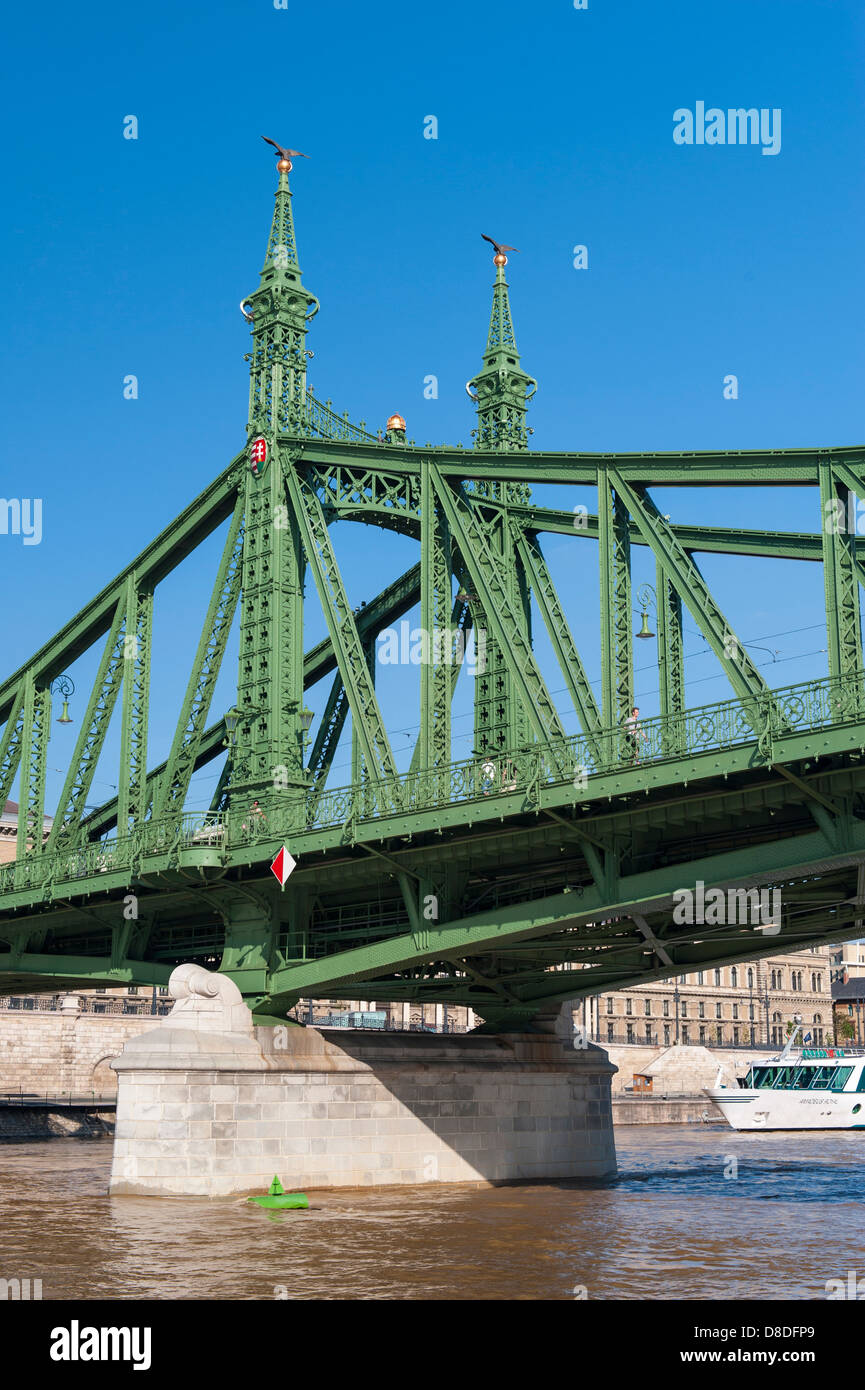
(387, 413, 406, 433)
(494, 252, 508, 267)
(277, 158, 292, 173)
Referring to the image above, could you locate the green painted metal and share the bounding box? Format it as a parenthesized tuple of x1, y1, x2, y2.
(656, 561, 685, 729)
(0, 686, 24, 820)
(117, 577, 153, 834)
(154, 502, 244, 818)
(419, 459, 453, 771)
(819, 457, 864, 686)
(285, 459, 399, 784)
(17, 674, 49, 859)
(430, 464, 566, 748)
(3, 156, 865, 1027)
(514, 527, 602, 758)
(598, 474, 634, 729)
(47, 603, 126, 851)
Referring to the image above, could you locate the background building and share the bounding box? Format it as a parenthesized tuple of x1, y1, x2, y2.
(579, 948, 833, 1050)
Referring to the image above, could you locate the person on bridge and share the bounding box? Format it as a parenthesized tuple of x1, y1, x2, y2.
(625, 707, 646, 763)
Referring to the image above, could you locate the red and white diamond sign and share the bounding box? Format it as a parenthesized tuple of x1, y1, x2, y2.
(270, 845, 296, 888)
(250, 437, 268, 474)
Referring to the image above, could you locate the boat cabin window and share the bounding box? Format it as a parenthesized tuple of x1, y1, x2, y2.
(857, 1070, 865, 1093)
(746, 1064, 855, 1090)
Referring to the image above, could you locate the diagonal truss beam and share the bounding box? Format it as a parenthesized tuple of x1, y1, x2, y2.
(513, 526, 602, 756)
(47, 601, 126, 850)
(420, 459, 453, 771)
(117, 577, 153, 833)
(429, 464, 566, 745)
(819, 457, 864, 683)
(0, 686, 24, 816)
(154, 499, 244, 818)
(610, 471, 776, 714)
(285, 461, 400, 782)
(17, 674, 50, 858)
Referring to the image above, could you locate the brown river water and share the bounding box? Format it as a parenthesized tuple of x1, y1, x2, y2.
(1, 1125, 863, 1300)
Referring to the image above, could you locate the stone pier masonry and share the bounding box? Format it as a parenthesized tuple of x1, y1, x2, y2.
(109, 966, 617, 1196)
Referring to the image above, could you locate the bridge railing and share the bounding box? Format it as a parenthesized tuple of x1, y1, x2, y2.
(0, 670, 861, 897)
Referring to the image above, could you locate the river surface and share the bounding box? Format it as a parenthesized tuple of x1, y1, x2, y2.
(1, 1125, 862, 1300)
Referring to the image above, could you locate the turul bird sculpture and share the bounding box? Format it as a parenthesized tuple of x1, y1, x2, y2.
(481, 234, 520, 255)
(261, 137, 310, 161)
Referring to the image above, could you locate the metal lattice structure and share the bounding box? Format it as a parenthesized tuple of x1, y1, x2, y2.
(3, 158, 865, 1028)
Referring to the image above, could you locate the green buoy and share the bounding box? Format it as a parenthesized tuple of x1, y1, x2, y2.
(247, 1175, 309, 1210)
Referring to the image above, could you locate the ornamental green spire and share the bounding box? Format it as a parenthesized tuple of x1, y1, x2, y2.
(244, 147, 320, 436)
(468, 241, 537, 454)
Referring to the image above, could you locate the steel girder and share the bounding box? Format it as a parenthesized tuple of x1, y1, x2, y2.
(419, 460, 453, 771)
(17, 674, 50, 858)
(610, 471, 777, 718)
(260, 816, 865, 1009)
(656, 561, 685, 727)
(154, 499, 245, 818)
(429, 463, 566, 747)
(285, 459, 400, 783)
(514, 527, 602, 757)
(0, 687, 24, 818)
(285, 437, 865, 486)
(231, 449, 307, 800)
(117, 577, 153, 835)
(819, 457, 864, 685)
(47, 602, 126, 851)
(598, 473, 634, 728)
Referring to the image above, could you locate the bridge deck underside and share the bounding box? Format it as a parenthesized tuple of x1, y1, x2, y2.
(2, 745, 864, 1023)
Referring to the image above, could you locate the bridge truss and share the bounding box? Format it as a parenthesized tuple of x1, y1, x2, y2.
(2, 159, 865, 1028)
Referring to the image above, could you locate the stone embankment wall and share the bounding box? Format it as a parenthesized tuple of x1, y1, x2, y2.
(0, 1006, 160, 1096)
(0, 1108, 115, 1139)
(606, 1043, 774, 1095)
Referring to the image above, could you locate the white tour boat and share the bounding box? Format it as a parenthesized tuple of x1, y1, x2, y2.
(705, 1026, 865, 1130)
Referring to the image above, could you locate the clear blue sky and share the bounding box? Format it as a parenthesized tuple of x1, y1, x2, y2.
(2, 0, 864, 814)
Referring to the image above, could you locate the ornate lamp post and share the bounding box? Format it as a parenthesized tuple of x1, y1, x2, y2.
(634, 583, 656, 641)
(49, 675, 75, 724)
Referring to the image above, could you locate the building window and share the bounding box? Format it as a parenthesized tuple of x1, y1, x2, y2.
(127, 986, 138, 996)
(663, 1024, 671, 1046)
(645, 1023, 653, 1043)
(715, 1003, 722, 1019)
(731, 968, 738, 988)
(732, 1004, 739, 1020)
(682, 1026, 689, 1044)
(749, 1004, 755, 1021)
(699, 1025, 706, 1043)
(714, 969, 721, 987)
(681, 1002, 688, 1018)
(607, 1022, 614, 1042)
(644, 999, 652, 1016)
(698, 1002, 705, 1019)
(606, 997, 613, 1014)
(663, 1000, 670, 1018)
(733, 1027, 739, 1044)
(626, 1023, 634, 1043)
(697, 971, 704, 985)
(747, 968, 754, 989)
(625, 999, 632, 1016)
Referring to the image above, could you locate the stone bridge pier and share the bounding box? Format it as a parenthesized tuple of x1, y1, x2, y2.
(109, 965, 617, 1197)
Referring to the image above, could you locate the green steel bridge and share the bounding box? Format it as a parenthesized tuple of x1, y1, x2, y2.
(2, 154, 865, 1029)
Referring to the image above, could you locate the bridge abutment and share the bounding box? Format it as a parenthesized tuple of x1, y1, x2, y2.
(108, 967, 617, 1197)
